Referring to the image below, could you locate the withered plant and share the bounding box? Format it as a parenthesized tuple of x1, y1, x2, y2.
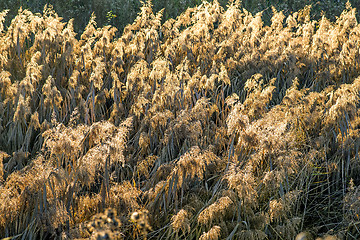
(1, 1, 360, 239)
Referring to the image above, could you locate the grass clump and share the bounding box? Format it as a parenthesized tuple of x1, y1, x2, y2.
(0, 1, 360, 239)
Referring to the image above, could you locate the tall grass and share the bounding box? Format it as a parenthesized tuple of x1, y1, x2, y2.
(1, 0, 360, 239)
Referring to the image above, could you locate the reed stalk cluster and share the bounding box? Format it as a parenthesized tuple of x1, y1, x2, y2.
(1, 1, 360, 239)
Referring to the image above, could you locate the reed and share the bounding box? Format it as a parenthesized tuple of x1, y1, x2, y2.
(0, 1, 359, 239)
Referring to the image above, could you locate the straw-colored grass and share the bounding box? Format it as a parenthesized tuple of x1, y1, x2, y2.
(1, 1, 360, 239)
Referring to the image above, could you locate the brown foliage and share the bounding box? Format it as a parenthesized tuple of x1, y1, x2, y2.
(1, 1, 360, 239)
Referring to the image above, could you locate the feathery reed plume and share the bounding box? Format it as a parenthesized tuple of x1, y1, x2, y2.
(198, 196, 234, 226)
(1, 1, 360, 239)
(199, 225, 221, 240)
(171, 209, 191, 234)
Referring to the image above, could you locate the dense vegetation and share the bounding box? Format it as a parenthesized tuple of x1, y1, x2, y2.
(1, 0, 360, 239)
(1, 0, 359, 33)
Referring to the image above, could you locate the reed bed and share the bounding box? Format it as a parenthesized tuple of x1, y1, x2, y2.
(1, 1, 360, 239)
